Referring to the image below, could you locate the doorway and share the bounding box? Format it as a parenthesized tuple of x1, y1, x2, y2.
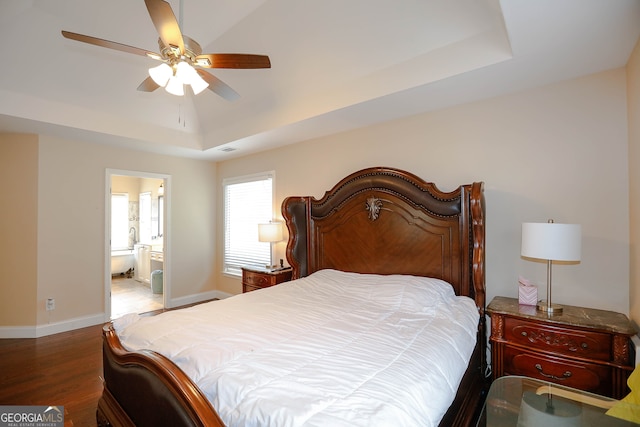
(105, 169, 171, 320)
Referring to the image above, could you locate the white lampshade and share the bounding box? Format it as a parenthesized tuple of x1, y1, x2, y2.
(165, 75, 184, 96)
(521, 222, 581, 261)
(175, 61, 195, 85)
(149, 61, 209, 96)
(148, 63, 172, 87)
(258, 222, 283, 243)
(190, 71, 209, 95)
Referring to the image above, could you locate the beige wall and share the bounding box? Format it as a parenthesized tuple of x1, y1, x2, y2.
(0, 134, 39, 326)
(112, 175, 141, 201)
(1, 134, 218, 333)
(1, 59, 635, 334)
(217, 68, 631, 316)
(629, 36, 640, 328)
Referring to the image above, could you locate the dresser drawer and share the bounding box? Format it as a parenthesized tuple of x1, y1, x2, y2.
(503, 346, 611, 395)
(504, 317, 611, 361)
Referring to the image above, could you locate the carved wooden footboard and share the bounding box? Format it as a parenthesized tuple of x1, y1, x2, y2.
(97, 323, 225, 427)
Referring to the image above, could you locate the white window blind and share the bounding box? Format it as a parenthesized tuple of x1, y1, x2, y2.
(223, 172, 274, 276)
(111, 193, 129, 250)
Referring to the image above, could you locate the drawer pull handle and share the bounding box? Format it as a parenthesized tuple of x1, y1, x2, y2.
(534, 363, 572, 380)
(581, 342, 588, 349)
(521, 331, 528, 337)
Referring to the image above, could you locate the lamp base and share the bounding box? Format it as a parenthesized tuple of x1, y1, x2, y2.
(537, 300, 563, 315)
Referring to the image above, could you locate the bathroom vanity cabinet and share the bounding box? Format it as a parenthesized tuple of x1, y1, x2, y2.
(134, 244, 164, 285)
(135, 244, 151, 284)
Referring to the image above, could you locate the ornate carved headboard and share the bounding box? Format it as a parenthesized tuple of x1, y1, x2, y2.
(282, 167, 485, 313)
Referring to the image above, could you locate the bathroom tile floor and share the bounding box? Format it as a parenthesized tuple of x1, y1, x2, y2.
(111, 276, 163, 319)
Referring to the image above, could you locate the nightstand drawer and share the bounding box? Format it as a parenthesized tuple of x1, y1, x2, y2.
(504, 317, 611, 361)
(243, 272, 274, 287)
(241, 267, 293, 293)
(243, 284, 263, 293)
(504, 347, 611, 395)
(488, 296, 634, 399)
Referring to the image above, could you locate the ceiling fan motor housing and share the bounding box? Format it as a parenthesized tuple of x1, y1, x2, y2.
(158, 35, 203, 66)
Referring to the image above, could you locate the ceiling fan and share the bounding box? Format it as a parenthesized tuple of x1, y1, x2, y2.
(61, 0, 270, 100)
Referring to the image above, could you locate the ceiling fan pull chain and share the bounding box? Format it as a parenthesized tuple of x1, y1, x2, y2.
(178, 104, 186, 128)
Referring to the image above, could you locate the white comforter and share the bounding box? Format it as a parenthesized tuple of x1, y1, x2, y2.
(114, 269, 479, 427)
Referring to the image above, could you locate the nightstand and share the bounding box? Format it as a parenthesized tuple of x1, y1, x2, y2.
(241, 266, 293, 293)
(487, 296, 636, 399)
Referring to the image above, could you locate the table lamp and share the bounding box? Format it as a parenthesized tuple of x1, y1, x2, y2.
(521, 220, 581, 315)
(258, 221, 283, 269)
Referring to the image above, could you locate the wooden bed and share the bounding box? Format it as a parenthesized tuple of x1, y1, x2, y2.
(97, 166, 487, 427)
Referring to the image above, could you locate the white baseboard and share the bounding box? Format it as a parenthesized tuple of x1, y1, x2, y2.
(167, 290, 232, 309)
(0, 325, 39, 339)
(0, 313, 105, 338)
(0, 291, 234, 338)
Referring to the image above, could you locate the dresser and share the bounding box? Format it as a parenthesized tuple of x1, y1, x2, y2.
(487, 296, 635, 399)
(241, 266, 293, 293)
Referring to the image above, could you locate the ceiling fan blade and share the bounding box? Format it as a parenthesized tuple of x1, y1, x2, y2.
(195, 54, 271, 69)
(61, 30, 158, 58)
(145, 0, 184, 55)
(137, 76, 161, 92)
(196, 70, 240, 101)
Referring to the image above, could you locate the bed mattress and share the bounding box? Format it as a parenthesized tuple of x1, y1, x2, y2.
(114, 269, 479, 427)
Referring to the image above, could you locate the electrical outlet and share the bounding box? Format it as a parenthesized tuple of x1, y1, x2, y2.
(46, 298, 55, 311)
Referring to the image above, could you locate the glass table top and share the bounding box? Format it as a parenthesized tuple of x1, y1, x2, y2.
(477, 376, 640, 426)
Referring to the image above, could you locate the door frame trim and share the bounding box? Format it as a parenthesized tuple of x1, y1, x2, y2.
(105, 169, 171, 321)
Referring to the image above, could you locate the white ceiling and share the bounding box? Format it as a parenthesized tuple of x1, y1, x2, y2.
(1, 0, 639, 160)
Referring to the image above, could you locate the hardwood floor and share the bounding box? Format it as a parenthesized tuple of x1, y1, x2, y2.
(0, 298, 217, 426)
(0, 324, 104, 426)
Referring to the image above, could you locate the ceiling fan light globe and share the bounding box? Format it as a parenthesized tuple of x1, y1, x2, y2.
(149, 63, 172, 87)
(175, 61, 197, 85)
(190, 73, 209, 95)
(165, 76, 184, 96)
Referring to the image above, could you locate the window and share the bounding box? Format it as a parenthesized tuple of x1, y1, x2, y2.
(111, 193, 129, 250)
(223, 172, 274, 276)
